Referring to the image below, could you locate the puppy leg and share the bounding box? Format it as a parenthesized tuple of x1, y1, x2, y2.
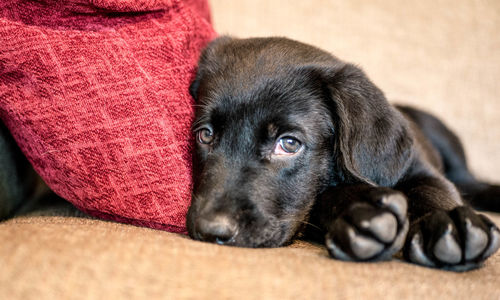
(312, 184, 409, 261)
(0, 122, 38, 220)
(397, 176, 500, 271)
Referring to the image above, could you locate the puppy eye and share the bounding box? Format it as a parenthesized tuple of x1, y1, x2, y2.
(197, 128, 214, 144)
(274, 137, 302, 155)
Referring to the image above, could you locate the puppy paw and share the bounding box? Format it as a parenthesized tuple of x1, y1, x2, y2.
(325, 189, 409, 261)
(404, 206, 500, 271)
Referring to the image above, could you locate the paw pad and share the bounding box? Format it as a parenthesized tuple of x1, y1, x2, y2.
(404, 206, 500, 271)
(326, 190, 409, 261)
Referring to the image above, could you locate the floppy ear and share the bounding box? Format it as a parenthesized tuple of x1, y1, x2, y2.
(312, 63, 414, 186)
(189, 72, 202, 102)
(189, 36, 235, 102)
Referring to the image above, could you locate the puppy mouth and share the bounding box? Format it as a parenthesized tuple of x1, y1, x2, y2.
(193, 228, 239, 246)
(188, 211, 294, 248)
(228, 227, 290, 248)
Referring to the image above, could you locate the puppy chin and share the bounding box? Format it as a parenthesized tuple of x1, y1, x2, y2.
(235, 221, 300, 248)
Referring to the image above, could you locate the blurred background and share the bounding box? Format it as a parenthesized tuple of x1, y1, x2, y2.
(209, 0, 500, 182)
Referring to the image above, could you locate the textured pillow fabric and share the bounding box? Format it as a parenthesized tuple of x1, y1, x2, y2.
(0, 0, 216, 233)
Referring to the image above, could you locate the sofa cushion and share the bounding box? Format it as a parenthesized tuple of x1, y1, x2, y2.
(0, 0, 216, 233)
(1, 211, 499, 299)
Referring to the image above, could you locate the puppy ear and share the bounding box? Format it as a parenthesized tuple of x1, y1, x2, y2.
(189, 72, 202, 101)
(189, 36, 235, 101)
(311, 63, 414, 186)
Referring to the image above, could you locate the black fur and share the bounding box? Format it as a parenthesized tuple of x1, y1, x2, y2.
(187, 36, 500, 271)
(0, 121, 39, 219)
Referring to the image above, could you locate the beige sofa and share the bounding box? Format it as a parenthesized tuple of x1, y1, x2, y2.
(2, 0, 500, 298)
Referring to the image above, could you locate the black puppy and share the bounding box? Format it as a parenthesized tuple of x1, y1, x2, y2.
(187, 36, 500, 271)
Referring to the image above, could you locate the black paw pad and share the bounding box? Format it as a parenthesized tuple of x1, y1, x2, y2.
(326, 190, 409, 261)
(463, 218, 488, 260)
(433, 223, 462, 264)
(404, 206, 500, 271)
(360, 212, 398, 243)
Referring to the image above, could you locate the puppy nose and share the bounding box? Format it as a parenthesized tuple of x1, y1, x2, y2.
(195, 214, 237, 245)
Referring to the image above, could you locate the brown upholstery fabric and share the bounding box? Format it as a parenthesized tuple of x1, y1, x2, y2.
(1, 213, 500, 299)
(2, 0, 500, 299)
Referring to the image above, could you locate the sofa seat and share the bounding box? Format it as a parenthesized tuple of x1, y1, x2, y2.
(1, 208, 499, 299)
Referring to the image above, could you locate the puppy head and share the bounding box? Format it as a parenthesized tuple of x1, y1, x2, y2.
(187, 37, 412, 247)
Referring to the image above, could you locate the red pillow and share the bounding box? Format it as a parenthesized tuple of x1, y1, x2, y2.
(0, 0, 216, 233)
